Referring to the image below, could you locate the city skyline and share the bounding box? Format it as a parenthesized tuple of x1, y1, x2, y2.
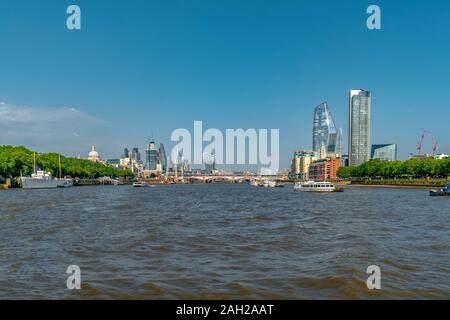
(1, 0, 450, 169)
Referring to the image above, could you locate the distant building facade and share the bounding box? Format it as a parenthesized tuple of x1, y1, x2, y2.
(371, 144, 397, 161)
(159, 143, 167, 174)
(313, 102, 338, 156)
(122, 147, 129, 159)
(290, 150, 318, 180)
(349, 89, 371, 166)
(203, 152, 216, 174)
(308, 157, 341, 181)
(145, 140, 159, 171)
(131, 147, 141, 162)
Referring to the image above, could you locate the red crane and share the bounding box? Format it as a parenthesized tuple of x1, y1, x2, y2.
(417, 131, 439, 156)
(430, 133, 439, 156)
(417, 131, 425, 155)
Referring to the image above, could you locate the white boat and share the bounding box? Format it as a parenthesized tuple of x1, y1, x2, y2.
(262, 180, 276, 188)
(21, 170, 67, 189)
(294, 181, 337, 192)
(250, 180, 260, 187)
(132, 181, 147, 187)
(21, 153, 72, 189)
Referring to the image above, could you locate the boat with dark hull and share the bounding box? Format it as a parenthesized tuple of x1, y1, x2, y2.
(430, 184, 450, 196)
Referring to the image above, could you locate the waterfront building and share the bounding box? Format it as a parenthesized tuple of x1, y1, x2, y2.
(313, 102, 338, 156)
(371, 144, 397, 161)
(290, 150, 318, 180)
(349, 89, 371, 166)
(88, 145, 101, 162)
(308, 157, 340, 181)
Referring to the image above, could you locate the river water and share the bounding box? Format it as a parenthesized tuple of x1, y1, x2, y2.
(0, 184, 449, 299)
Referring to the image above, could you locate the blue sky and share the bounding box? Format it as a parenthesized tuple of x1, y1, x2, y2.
(0, 0, 449, 169)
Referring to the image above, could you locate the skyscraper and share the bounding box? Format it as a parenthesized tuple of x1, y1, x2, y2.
(349, 90, 371, 166)
(159, 143, 167, 173)
(131, 147, 141, 162)
(145, 140, 158, 170)
(313, 102, 337, 156)
(336, 127, 343, 156)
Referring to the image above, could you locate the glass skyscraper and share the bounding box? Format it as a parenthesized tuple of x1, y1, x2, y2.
(145, 140, 159, 170)
(159, 143, 167, 173)
(349, 90, 371, 166)
(371, 144, 397, 161)
(312, 102, 337, 155)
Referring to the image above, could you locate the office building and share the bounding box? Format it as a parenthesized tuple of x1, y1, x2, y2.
(313, 102, 338, 156)
(349, 90, 371, 166)
(371, 144, 397, 161)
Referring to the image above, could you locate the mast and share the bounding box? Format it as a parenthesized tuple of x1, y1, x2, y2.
(58, 154, 62, 179)
(33, 152, 36, 175)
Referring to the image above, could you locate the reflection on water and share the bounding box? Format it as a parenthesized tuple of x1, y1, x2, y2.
(0, 184, 449, 299)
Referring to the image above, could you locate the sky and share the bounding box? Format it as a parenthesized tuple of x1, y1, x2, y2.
(0, 0, 449, 170)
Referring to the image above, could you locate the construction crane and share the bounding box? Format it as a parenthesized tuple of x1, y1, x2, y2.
(417, 131, 425, 155)
(416, 131, 439, 156)
(430, 133, 439, 156)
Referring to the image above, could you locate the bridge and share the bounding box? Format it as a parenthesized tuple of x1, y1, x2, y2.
(185, 175, 290, 183)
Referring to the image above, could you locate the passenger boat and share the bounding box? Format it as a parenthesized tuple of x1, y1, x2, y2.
(294, 181, 340, 192)
(132, 181, 147, 187)
(262, 180, 276, 188)
(429, 184, 450, 196)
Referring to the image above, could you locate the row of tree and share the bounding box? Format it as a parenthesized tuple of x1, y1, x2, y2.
(0, 146, 134, 179)
(337, 158, 450, 179)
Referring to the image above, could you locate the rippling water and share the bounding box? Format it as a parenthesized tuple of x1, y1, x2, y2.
(0, 184, 449, 299)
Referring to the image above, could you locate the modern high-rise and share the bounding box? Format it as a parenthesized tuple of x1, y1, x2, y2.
(336, 127, 343, 156)
(371, 144, 397, 161)
(159, 143, 167, 173)
(131, 147, 141, 162)
(313, 102, 337, 156)
(349, 90, 371, 166)
(145, 140, 159, 170)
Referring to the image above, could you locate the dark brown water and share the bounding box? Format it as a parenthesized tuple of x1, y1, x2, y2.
(0, 184, 449, 299)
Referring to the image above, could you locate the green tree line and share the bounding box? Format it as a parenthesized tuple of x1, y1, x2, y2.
(338, 158, 450, 179)
(0, 145, 134, 178)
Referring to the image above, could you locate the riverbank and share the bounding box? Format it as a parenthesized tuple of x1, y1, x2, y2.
(350, 178, 448, 189)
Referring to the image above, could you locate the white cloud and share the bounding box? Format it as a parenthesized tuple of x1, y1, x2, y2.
(0, 101, 120, 158)
(0, 102, 104, 125)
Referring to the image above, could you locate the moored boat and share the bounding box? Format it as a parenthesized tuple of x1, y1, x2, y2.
(294, 181, 341, 192)
(262, 179, 276, 188)
(132, 181, 147, 187)
(430, 184, 450, 196)
(21, 153, 72, 189)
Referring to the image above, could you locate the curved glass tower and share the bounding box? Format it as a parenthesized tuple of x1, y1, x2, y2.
(312, 102, 337, 155)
